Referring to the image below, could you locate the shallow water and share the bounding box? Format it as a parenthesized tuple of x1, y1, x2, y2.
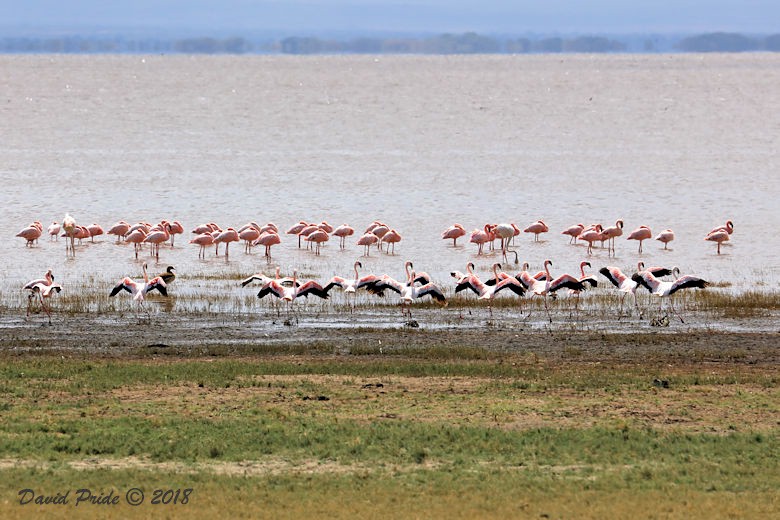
(2, 54, 779, 312)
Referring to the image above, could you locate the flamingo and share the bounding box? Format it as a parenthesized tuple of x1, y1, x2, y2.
(62, 214, 77, 256)
(16, 223, 42, 247)
(332, 224, 355, 250)
(632, 268, 708, 323)
(455, 262, 526, 317)
(469, 225, 492, 255)
(705, 228, 730, 255)
(87, 223, 104, 242)
(655, 229, 675, 250)
(239, 225, 261, 253)
(190, 233, 214, 259)
(494, 223, 516, 262)
(599, 262, 672, 319)
(192, 222, 219, 235)
(257, 269, 329, 318)
(47, 222, 61, 241)
(125, 228, 148, 259)
(242, 267, 299, 288)
(214, 227, 240, 257)
(707, 220, 734, 237)
(254, 231, 281, 259)
(323, 261, 384, 312)
(319, 221, 334, 233)
(371, 223, 390, 249)
(23, 269, 55, 290)
(25, 282, 62, 322)
(168, 220, 185, 247)
(517, 260, 586, 322)
(305, 228, 330, 255)
(356, 233, 379, 257)
(627, 225, 652, 253)
(286, 221, 309, 248)
(441, 224, 466, 247)
(566, 261, 599, 312)
(562, 223, 585, 244)
(578, 225, 603, 255)
(107, 221, 130, 242)
(601, 219, 624, 256)
(381, 229, 402, 254)
(143, 222, 171, 261)
(298, 224, 321, 251)
(109, 263, 168, 315)
(368, 271, 447, 319)
(524, 220, 549, 242)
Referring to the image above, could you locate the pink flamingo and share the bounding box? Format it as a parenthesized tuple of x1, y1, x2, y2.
(367, 270, 447, 319)
(332, 224, 355, 250)
(107, 221, 130, 242)
(381, 229, 402, 254)
(455, 262, 526, 317)
(74, 226, 91, 245)
(517, 260, 587, 322)
(143, 222, 171, 261)
(239, 225, 261, 253)
(632, 268, 708, 323)
(125, 228, 148, 259)
(356, 233, 379, 256)
(707, 220, 734, 237)
(319, 221, 334, 233)
(254, 231, 281, 259)
(578, 224, 603, 255)
(87, 223, 104, 242)
(214, 227, 240, 257)
(599, 262, 672, 319)
(323, 261, 384, 312)
(16, 223, 42, 247)
(469, 225, 492, 255)
(601, 219, 624, 256)
(655, 229, 675, 250)
(441, 224, 467, 247)
(286, 221, 310, 248)
(562, 223, 585, 244)
(627, 225, 652, 253)
(62, 214, 77, 256)
(524, 220, 549, 242)
(188, 233, 213, 259)
(705, 230, 729, 254)
(24, 272, 62, 323)
(305, 228, 330, 255)
(47, 222, 61, 241)
(168, 220, 184, 247)
(494, 223, 516, 261)
(257, 269, 329, 319)
(109, 263, 168, 315)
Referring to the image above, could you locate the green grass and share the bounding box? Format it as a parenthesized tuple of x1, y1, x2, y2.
(0, 354, 777, 518)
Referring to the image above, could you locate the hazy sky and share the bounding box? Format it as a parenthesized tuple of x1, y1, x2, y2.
(1, 1, 778, 35)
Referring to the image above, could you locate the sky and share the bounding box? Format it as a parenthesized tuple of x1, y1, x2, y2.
(1, 1, 778, 35)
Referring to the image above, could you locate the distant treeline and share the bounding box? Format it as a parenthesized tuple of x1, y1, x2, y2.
(2, 31, 780, 54)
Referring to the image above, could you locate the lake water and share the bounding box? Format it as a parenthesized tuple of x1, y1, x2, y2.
(2, 53, 778, 306)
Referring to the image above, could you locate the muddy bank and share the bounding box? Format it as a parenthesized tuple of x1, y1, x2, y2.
(2, 307, 778, 366)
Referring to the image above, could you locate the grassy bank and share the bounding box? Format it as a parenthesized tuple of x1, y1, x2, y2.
(0, 350, 777, 518)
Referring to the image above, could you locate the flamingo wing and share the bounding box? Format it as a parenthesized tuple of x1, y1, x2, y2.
(369, 276, 404, 295)
(599, 267, 627, 289)
(455, 277, 483, 295)
(631, 272, 658, 293)
(416, 283, 447, 304)
(323, 276, 347, 294)
(109, 278, 136, 297)
(668, 276, 708, 295)
(146, 278, 168, 297)
(257, 281, 286, 300)
(493, 278, 526, 296)
(548, 274, 586, 294)
(296, 281, 329, 299)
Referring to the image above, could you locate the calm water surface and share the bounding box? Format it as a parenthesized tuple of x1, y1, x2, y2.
(1, 54, 778, 306)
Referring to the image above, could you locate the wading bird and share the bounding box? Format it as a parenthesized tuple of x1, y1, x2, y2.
(599, 262, 672, 319)
(109, 263, 168, 315)
(368, 271, 447, 319)
(257, 269, 329, 319)
(627, 225, 652, 253)
(441, 224, 466, 247)
(323, 261, 384, 312)
(655, 229, 675, 250)
(455, 262, 526, 317)
(632, 268, 708, 323)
